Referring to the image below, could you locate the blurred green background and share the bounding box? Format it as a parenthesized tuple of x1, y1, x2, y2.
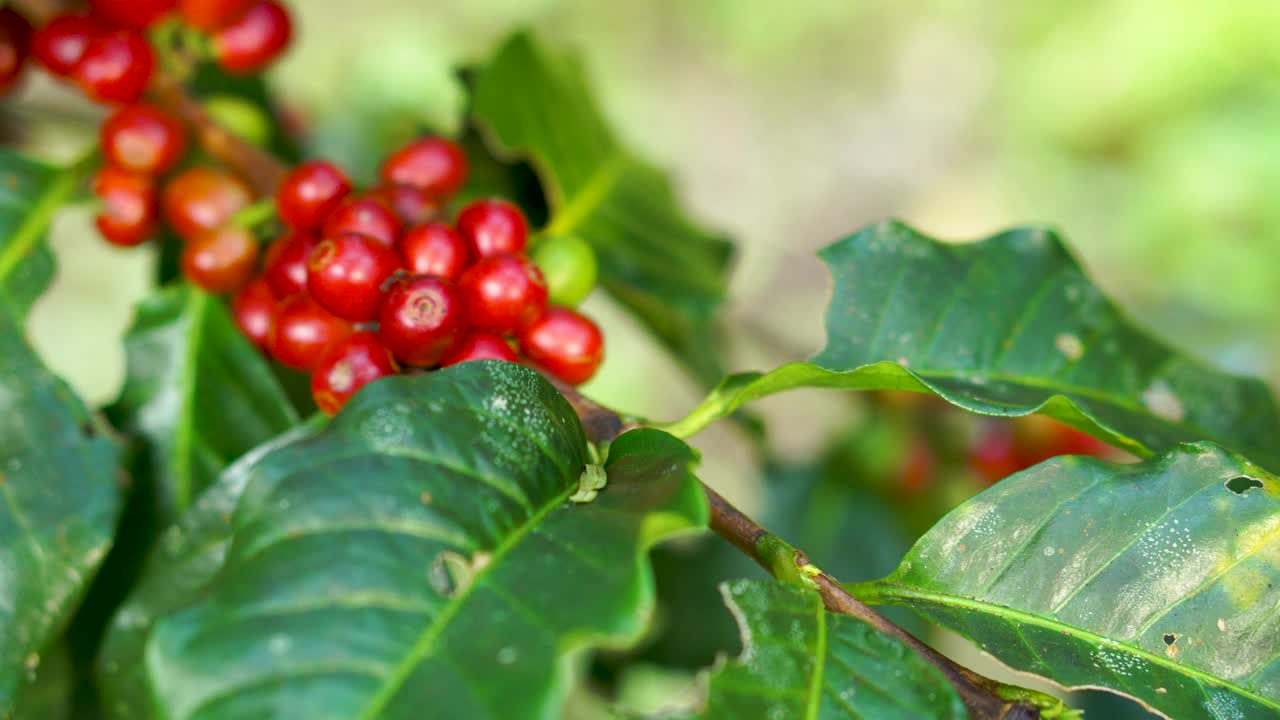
(10, 1, 1280, 716)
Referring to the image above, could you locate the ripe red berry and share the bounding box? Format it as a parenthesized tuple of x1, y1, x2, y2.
(399, 223, 470, 281)
(458, 254, 547, 334)
(968, 423, 1021, 486)
(897, 438, 935, 495)
(441, 332, 517, 367)
(262, 230, 316, 297)
(32, 13, 99, 77)
(275, 160, 351, 232)
(310, 332, 398, 415)
(377, 275, 467, 367)
(178, 0, 256, 32)
(367, 183, 439, 226)
(517, 307, 603, 386)
(100, 104, 186, 175)
(212, 0, 291, 74)
(181, 225, 258, 292)
(161, 167, 252, 241)
(379, 137, 467, 197)
(93, 165, 157, 247)
(269, 293, 351, 371)
(456, 199, 528, 258)
(232, 275, 276, 350)
(306, 233, 401, 322)
(0, 9, 32, 95)
(89, 0, 175, 30)
(74, 30, 154, 104)
(321, 196, 401, 248)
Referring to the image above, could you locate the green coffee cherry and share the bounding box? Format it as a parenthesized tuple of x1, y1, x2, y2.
(202, 95, 273, 148)
(532, 234, 598, 307)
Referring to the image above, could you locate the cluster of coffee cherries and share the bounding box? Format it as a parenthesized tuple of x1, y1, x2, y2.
(92, 111, 605, 413)
(0, 0, 291, 102)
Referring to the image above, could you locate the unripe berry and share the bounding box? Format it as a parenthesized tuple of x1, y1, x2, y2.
(441, 332, 517, 367)
(310, 331, 398, 415)
(458, 254, 547, 334)
(399, 223, 470, 281)
(213, 0, 291, 74)
(232, 276, 276, 350)
(380, 137, 467, 197)
(93, 165, 157, 247)
(275, 160, 351, 231)
(74, 30, 154, 104)
(377, 275, 468, 367)
(181, 225, 258, 292)
(100, 104, 187, 175)
(0, 9, 32, 95)
(262, 230, 316, 297)
(32, 13, 99, 77)
(161, 167, 252, 241)
(269, 293, 351, 371)
(531, 234, 597, 307)
(517, 307, 603, 386)
(306, 233, 401, 322)
(456, 199, 528, 258)
(321, 196, 401, 248)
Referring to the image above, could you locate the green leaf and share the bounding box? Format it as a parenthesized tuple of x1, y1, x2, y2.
(12, 642, 73, 720)
(108, 285, 300, 522)
(97, 416, 328, 720)
(128, 363, 705, 719)
(470, 32, 734, 383)
(852, 442, 1280, 719)
(0, 150, 91, 317)
(697, 579, 965, 720)
(662, 221, 1280, 470)
(0, 308, 122, 714)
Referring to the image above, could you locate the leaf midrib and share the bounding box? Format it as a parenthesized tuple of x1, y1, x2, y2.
(353, 477, 577, 718)
(172, 289, 209, 513)
(854, 582, 1280, 711)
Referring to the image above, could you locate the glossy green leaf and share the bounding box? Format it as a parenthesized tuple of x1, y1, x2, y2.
(128, 363, 705, 719)
(97, 416, 328, 720)
(697, 579, 965, 719)
(852, 442, 1280, 719)
(471, 32, 734, 383)
(662, 221, 1280, 470)
(12, 642, 73, 720)
(0, 308, 122, 714)
(0, 150, 91, 317)
(108, 285, 299, 522)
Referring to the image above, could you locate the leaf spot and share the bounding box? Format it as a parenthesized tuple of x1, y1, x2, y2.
(1217, 618, 1227, 632)
(1141, 380, 1185, 422)
(1055, 333, 1084, 361)
(1156, 687, 1168, 695)
(496, 646, 517, 665)
(419, 490, 432, 505)
(1225, 475, 1263, 495)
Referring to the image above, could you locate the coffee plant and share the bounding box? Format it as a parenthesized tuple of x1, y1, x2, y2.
(0, 2, 1276, 718)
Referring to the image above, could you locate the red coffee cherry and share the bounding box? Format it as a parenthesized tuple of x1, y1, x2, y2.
(321, 196, 401, 248)
(268, 293, 351, 371)
(458, 254, 547, 334)
(32, 13, 99, 77)
(456, 199, 528, 258)
(367, 183, 439, 226)
(178, 0, 256, 32)
(213, 0, 291, 74)
(310, 331, 398, 415)
(897, 438, 935, 495)
(379, 137, 467, 197)
(181, 225, 258, 292)
(74, 29, 154, 104)
(93, 166, 157, 247)
(89, 0, 175, 30)
(377, 275, 467, 367)
(232, 275, 276, 350)
(262, 230, 316, 297)
(399, 223, 470, 281)
(161, 166, 252, 241)
(441, 332, 517, 367)
(0, 9, 32, 95)
(516, 307, 603, 386)
(100, 104, 187, 174)
(968, 423, 1021, 486)
(275, 160, 351, 232)
(306, 233, 401, 322)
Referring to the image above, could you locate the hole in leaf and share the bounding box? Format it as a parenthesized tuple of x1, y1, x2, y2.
(1162, 633, 1177, 646)
(1225, 476, 1264, 495)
